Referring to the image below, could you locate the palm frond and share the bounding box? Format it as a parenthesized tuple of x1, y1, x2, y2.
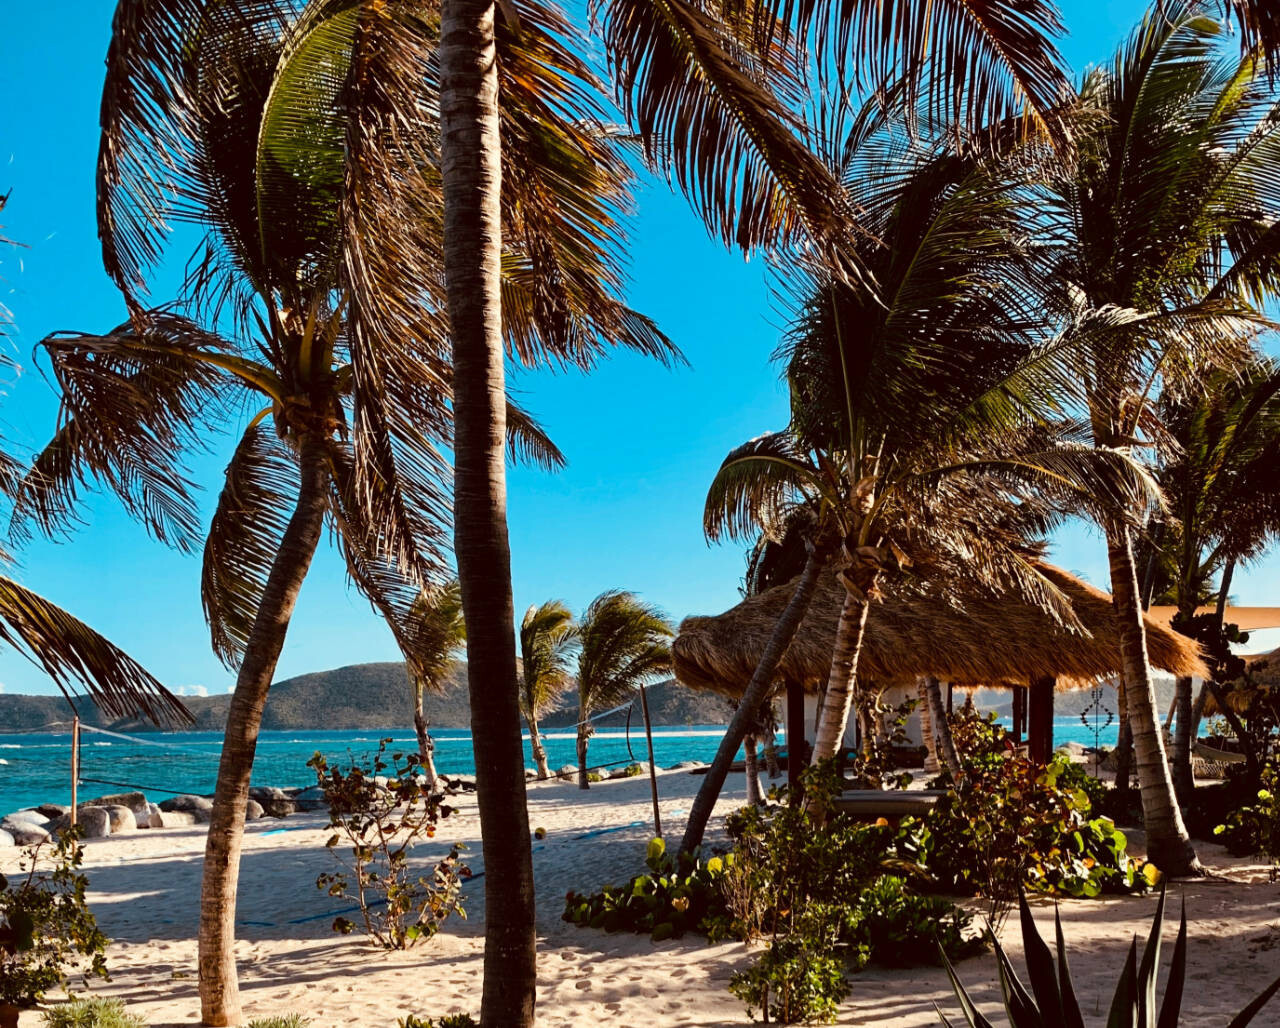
(576, 590, 673, 715)
(703, 430, 830, 542)
(520, 599, 578, 720)
(202, 422, 300, 668)
(0, 574, 192, 726)
(15, 314, 231, 552)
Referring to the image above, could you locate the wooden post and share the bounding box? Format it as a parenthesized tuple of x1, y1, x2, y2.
(946, 682, 954, 715)
(70, 715, 80, 829)
(638, 683, 662, 838)
(786, 680, 805, 791)
(1028, 676, 1055, 764)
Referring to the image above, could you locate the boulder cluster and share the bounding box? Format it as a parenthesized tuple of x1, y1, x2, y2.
(0, 784, 332, 847)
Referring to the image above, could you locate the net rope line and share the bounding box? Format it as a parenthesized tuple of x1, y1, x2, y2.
(68, 700, 643, 797)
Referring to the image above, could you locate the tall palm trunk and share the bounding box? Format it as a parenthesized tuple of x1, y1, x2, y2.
(923, 675, 960, 775)
(440, 0, 536, 1018)
(762, 721, 781, 779)
(810, 591, 871, 764)
(1105, 526, 1201, 876)
(679, 545, 825, 853)
(413, 680, 439, 789)
(528, 717, 551, 779)
(918, 679, 939, 773)
(744, 733, 763, 804)
(198, 438, 329, 1026)
(576, 724, 591, 789)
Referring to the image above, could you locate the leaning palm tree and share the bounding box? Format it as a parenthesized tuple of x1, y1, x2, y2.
(519, 600, 577, 780)
(679, 125, 1156, 850)
(408, 581, 467, 787)
(48, 3, 673, 1023)
(1042, 2, 1280, 875)
(574, 591, 673, 789)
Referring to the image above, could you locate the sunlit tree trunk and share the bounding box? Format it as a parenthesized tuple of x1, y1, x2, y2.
(413, 680, 439, 789)
(528, 718, 551, 780)
(923, 675, 960, 775)
(1106, 526, 1200, 876)
(440, 0, 536, 1015)
(810, 591, 871, 764)
(680, 545, 826, 853)
(919, 679, 939, 773)
(744, 733, 763, 804)
(762, 719, 781, 779)
(199, 438, 329, 1026)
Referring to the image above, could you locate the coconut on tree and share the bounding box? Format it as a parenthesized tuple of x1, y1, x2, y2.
(519, 600, 578, 780)
(574, 591, 673, 789)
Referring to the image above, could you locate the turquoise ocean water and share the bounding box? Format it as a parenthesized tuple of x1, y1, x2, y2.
(0, 717, 1118, 815)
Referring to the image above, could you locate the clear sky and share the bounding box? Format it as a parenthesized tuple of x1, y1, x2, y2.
(0, 0, 1276, 700)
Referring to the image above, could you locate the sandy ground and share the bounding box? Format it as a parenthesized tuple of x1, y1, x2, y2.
(6, 768, 1280, 1027)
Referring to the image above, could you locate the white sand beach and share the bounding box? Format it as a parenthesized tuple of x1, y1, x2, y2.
(5, 767, 1280, 1027)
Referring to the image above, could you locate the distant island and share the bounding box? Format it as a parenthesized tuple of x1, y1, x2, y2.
(0, 661, 735, 733)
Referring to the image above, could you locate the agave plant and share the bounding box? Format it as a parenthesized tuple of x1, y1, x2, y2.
(939, 888, 1280, 1027)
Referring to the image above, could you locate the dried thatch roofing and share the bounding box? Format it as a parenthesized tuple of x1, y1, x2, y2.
(673, 563, 1207, 697)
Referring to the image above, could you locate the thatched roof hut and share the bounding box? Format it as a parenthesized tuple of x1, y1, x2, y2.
(673, 563, 1207, 699)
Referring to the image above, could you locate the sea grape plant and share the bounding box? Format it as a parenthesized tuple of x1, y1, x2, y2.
(308, 740, 467, 949)
(939, 887, 1280, 1027)
(0, 830, 108, 1011)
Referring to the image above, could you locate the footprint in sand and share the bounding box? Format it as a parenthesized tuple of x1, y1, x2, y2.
(573, 980, 592, 991)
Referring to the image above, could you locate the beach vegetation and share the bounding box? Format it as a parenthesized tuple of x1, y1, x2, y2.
(245, 1017, 309, 1028)
(1214, 759, 1280, 868)
(911, 749, 1152, 933)
(0, 832, 108, 1015)
(309, 741, 467, 949)
(574, 592, 673, 788)
(729, 936, 849, 1025)
(940, 886, 1280, 1027)
(407, 582, 468, 789)
(40, 998, 147, 1028)
(519, 601, 578, 780)
(397, 1015, 476, 1028)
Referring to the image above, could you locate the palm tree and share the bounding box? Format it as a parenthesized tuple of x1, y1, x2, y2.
(679, 127, 1156, 849)
(519, 600, 577, 780)
(408, 581, 467, 787)
(44, 4, 672, 1023)
(1150, 361, 1280, 795)
(1042, 2, 1280, 875)
(574, 591, 673, 789)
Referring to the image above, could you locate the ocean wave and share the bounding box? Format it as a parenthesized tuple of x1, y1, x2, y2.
(92, 742, 112, 747)
(0, 758, 9, 765)
(0, 744, 20, 749)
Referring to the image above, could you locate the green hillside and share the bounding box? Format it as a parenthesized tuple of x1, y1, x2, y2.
(0, 662, 733, 734)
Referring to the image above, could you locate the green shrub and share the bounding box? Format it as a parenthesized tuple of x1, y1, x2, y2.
(842, 875, 983, 969)
(1214, 761, 1280, 864)
(397, 1015, 477, 1028)
(562, 837, 732, 941)
(587, 771, 603, 783)
(0, 831, 109, 1009)
(621, 763, 645, 778)
(308, 741, 467, 949)
(245, 1017, 309, 1028)
(40, 998, 146, 1028)
(728, 935, 849, 1025)
(908, 751, 1152, 929)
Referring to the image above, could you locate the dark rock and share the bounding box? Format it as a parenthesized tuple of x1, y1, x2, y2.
(101, 805, 137, 833)
(159, 794, 214, 823)
(0, 816, 49, 846)
(292, 786, 328, 812)
(35, 803, 69, 820)
(257, 796, 296, 818)
(244, 799, 265, 821)
(84, 791, 148, 815)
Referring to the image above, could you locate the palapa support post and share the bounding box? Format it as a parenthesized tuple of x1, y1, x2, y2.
(638, 683, 662, 838)
(946, 682, 954, 715)
(1028, 675, 1056, 764)
(70, 715, 81, 829)
(785, 679, 805, 791)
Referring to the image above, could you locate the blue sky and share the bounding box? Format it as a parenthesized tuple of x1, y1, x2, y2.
(0, 0, 1276, 699)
